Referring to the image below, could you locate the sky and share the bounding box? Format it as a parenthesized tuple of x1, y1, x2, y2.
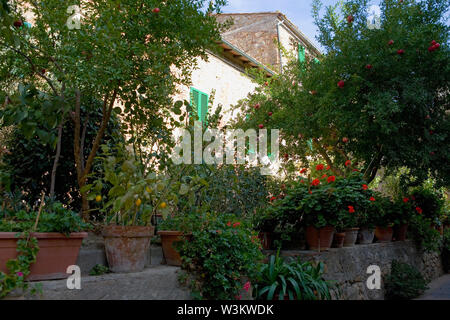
(221, 0, 383, 51)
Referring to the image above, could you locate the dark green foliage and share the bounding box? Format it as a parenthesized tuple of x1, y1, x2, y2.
(89, 264, 110, 276)
(385, 260, 428, 300)
(0, 200, 90, 234)
(411, 187, 445, 222)
(252, 251, 333, 300)
(179, 212, 263, 300)
(1, 98, 124, 211)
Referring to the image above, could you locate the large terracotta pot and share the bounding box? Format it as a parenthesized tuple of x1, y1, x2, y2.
(375, 226, 393, 243)
(343, 228, 359, 247)
(305, 226, 335, 251)
(357, 228, 375, 244)
(331, 232, 345, 248)
(158, 231, 191, 266)
(393, 224, 408, 241)
(0, 232, 87, 281)
(102, 225, 154, 273)
(258, 232, 273, 250)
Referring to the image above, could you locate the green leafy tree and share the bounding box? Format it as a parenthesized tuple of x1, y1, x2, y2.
(233, 0, 449, 187)
(0, 0, 227, 218)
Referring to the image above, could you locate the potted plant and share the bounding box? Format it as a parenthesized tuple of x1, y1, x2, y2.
(392, 198, 413, 241)
(331, 221, 346, 248)
(87, 149, 164, 273)
(253, 207, 279, 250)
(0, 200, 89, 281)
(157, 212, 196, 266)
(298, 179, 338, 251)
(358, 192, 381, 245)
(374, 196, 395, 243)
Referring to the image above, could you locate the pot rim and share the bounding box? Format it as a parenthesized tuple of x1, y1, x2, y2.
(102, 225, 154, 238)
(0, 232, 88, 239)
(157, 230, 191, 236)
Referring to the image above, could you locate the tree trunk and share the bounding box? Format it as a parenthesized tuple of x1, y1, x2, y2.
(49, 121, 63, 198)
(73, 89, 118, 221)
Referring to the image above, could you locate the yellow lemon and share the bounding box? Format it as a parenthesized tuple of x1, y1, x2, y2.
(159, 202, 167, 209)
(135, 198, 142, 207)
(95, 195, 102, 202)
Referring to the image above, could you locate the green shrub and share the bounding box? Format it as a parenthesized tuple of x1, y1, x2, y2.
(410, 187, 445, 224)
(409, 214, 442, 253)
(385, 260, 428, 300)
(179, 212, 263, 300)
(252, 251, 333, 300)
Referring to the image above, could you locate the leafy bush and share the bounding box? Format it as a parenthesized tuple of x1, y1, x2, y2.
(410, 187, 445, 224)
(385, 260, 428, 300)
(179, 212, 263, 300)
(252, 251, 332, 300)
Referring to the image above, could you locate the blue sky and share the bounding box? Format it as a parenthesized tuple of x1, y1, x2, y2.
(221, 0, 382, 51)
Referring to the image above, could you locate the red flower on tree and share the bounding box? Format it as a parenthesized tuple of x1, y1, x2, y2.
(370, 197, 376, 202)
(311, 179, 321, 186)
(327, 176, 336, 183)
(345, 160, 352, 167)
(348, 206, 355, 213)
(403, 197, 409, 203)
(362, 184, 368, 190)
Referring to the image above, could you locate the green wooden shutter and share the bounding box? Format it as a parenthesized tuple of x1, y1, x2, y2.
(200, 92, 208, 123)
(190, 87, 209, 123)
(298, 44, 305, 63)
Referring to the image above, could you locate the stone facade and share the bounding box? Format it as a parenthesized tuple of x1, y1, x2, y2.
(268, 240, 444, 300)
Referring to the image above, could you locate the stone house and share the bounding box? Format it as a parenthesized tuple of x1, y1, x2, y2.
(174, 12, 321, 126)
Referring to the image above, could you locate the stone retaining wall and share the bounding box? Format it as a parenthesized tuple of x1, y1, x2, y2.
(266, 240, 444, 300)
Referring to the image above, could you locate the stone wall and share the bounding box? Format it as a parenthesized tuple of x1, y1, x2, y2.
(268, 240, 444, 300)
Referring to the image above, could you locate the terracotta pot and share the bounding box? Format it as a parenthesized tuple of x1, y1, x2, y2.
(158, 231, 191, 266)
(357, 228, 375, 244)
(0, 232, 87, 281)
(375, 226, 393, 243)
(258, 232, 273, 250)
(305, 226, 334, 251)
(343, 228, 359, 247)
(331, 232, 345, 248)
(102, 225, 154, 273)
(393, 224, 408, 241)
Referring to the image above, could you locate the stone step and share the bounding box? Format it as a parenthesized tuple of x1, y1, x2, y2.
(21, 265, 190, 300)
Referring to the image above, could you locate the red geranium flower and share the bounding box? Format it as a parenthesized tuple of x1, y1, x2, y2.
(327, 176, 336, 183)
(227, 221, 232, 227)
(321, 174, 327, 179)
(233, 222, 241, 228)
(270, 196, 277, 202)
(338, 80, 345, 88)
(326, 165, 331, 170)
(348, 206, 355, 213)
(345, 160, 352, 167)
(316, 164, 325, 171)
(370, 197, 376, 202)
(311, 179, 320, 186)
(416, 207, 423, 214)
(362, 184, 368, 190)
(300, 168, 307, 174)
(403, 197, 409, 203)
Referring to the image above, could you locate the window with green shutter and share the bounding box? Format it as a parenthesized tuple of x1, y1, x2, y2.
(190, 87, 209, 123)
(298, 44, 305, 63)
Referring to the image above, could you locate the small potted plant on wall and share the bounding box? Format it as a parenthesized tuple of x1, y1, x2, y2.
(392, 197, 413, 241)
(374, 196, 395, 243)
(358, 192, 381, 245)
